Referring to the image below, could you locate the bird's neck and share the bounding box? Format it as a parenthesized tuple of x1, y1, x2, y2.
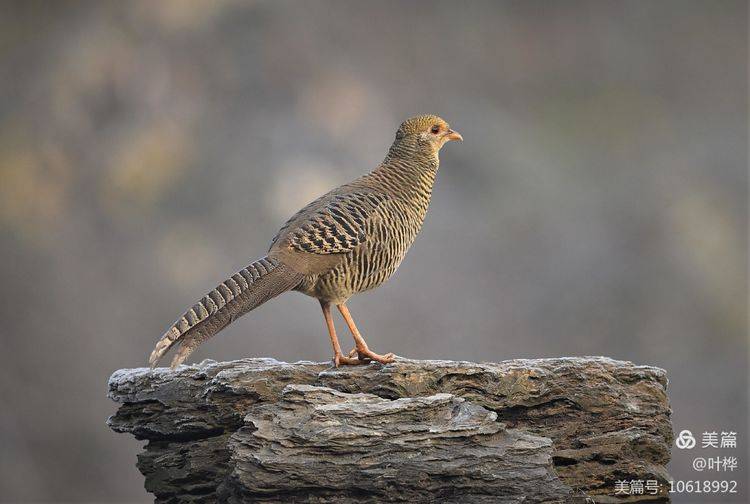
(365, 149, 439, 210)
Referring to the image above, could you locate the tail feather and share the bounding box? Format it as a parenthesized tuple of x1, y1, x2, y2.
(148, 256, 303, 369)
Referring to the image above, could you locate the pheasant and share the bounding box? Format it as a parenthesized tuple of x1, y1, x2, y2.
(149, 114, 462, 368)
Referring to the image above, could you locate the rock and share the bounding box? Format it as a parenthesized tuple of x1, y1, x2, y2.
(108, 357, 672, 503)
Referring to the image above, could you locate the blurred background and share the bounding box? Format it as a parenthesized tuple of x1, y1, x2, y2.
(0, 0, 746, 502)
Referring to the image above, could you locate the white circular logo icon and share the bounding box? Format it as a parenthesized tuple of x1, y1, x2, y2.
(675, 429, 696, 449)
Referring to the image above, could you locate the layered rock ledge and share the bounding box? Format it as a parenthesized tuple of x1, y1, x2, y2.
(107, 357, 672, 503)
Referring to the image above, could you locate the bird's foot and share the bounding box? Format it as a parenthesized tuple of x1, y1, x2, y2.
(347, 347, 395, 364)
(333, 352, 367, 367)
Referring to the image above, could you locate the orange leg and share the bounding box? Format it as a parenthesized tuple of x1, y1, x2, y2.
(320, 301, 364, 367)
(337, 303, 395, 364)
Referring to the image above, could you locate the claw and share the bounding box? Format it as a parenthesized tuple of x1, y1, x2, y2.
(332, 353, 367, 367)
(353, 348, 395, 365)
(347, 348, 372, 362)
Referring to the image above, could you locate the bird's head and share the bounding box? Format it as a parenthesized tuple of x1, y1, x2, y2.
(390, 114, 462, 159)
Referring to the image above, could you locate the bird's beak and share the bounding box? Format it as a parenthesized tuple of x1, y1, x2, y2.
(445, 129, 463, 142)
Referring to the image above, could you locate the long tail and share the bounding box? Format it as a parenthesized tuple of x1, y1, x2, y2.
(148, 256, 304, 369)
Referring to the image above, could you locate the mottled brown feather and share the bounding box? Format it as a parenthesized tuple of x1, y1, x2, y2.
(148, 114, 458, 367)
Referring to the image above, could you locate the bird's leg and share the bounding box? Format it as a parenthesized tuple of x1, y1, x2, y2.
(320, 301, 363, 367)
(337, 303, 395, 364)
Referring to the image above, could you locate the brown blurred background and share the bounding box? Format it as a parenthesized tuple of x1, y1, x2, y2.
(0, 1, 746, 502)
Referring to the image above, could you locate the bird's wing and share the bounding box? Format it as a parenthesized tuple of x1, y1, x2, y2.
(272, 190, 390, 255)
(268, 192, 328, 251)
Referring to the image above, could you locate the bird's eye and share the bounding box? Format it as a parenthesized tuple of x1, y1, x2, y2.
(430, 125, 441, 134)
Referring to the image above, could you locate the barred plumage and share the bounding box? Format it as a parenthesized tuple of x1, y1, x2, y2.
(148, 114, 461, 368)
(148, 257, 304, 368)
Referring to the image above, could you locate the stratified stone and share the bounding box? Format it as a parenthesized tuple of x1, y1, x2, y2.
(108, 357, 672, 503)
(221, 385, 568, 503)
